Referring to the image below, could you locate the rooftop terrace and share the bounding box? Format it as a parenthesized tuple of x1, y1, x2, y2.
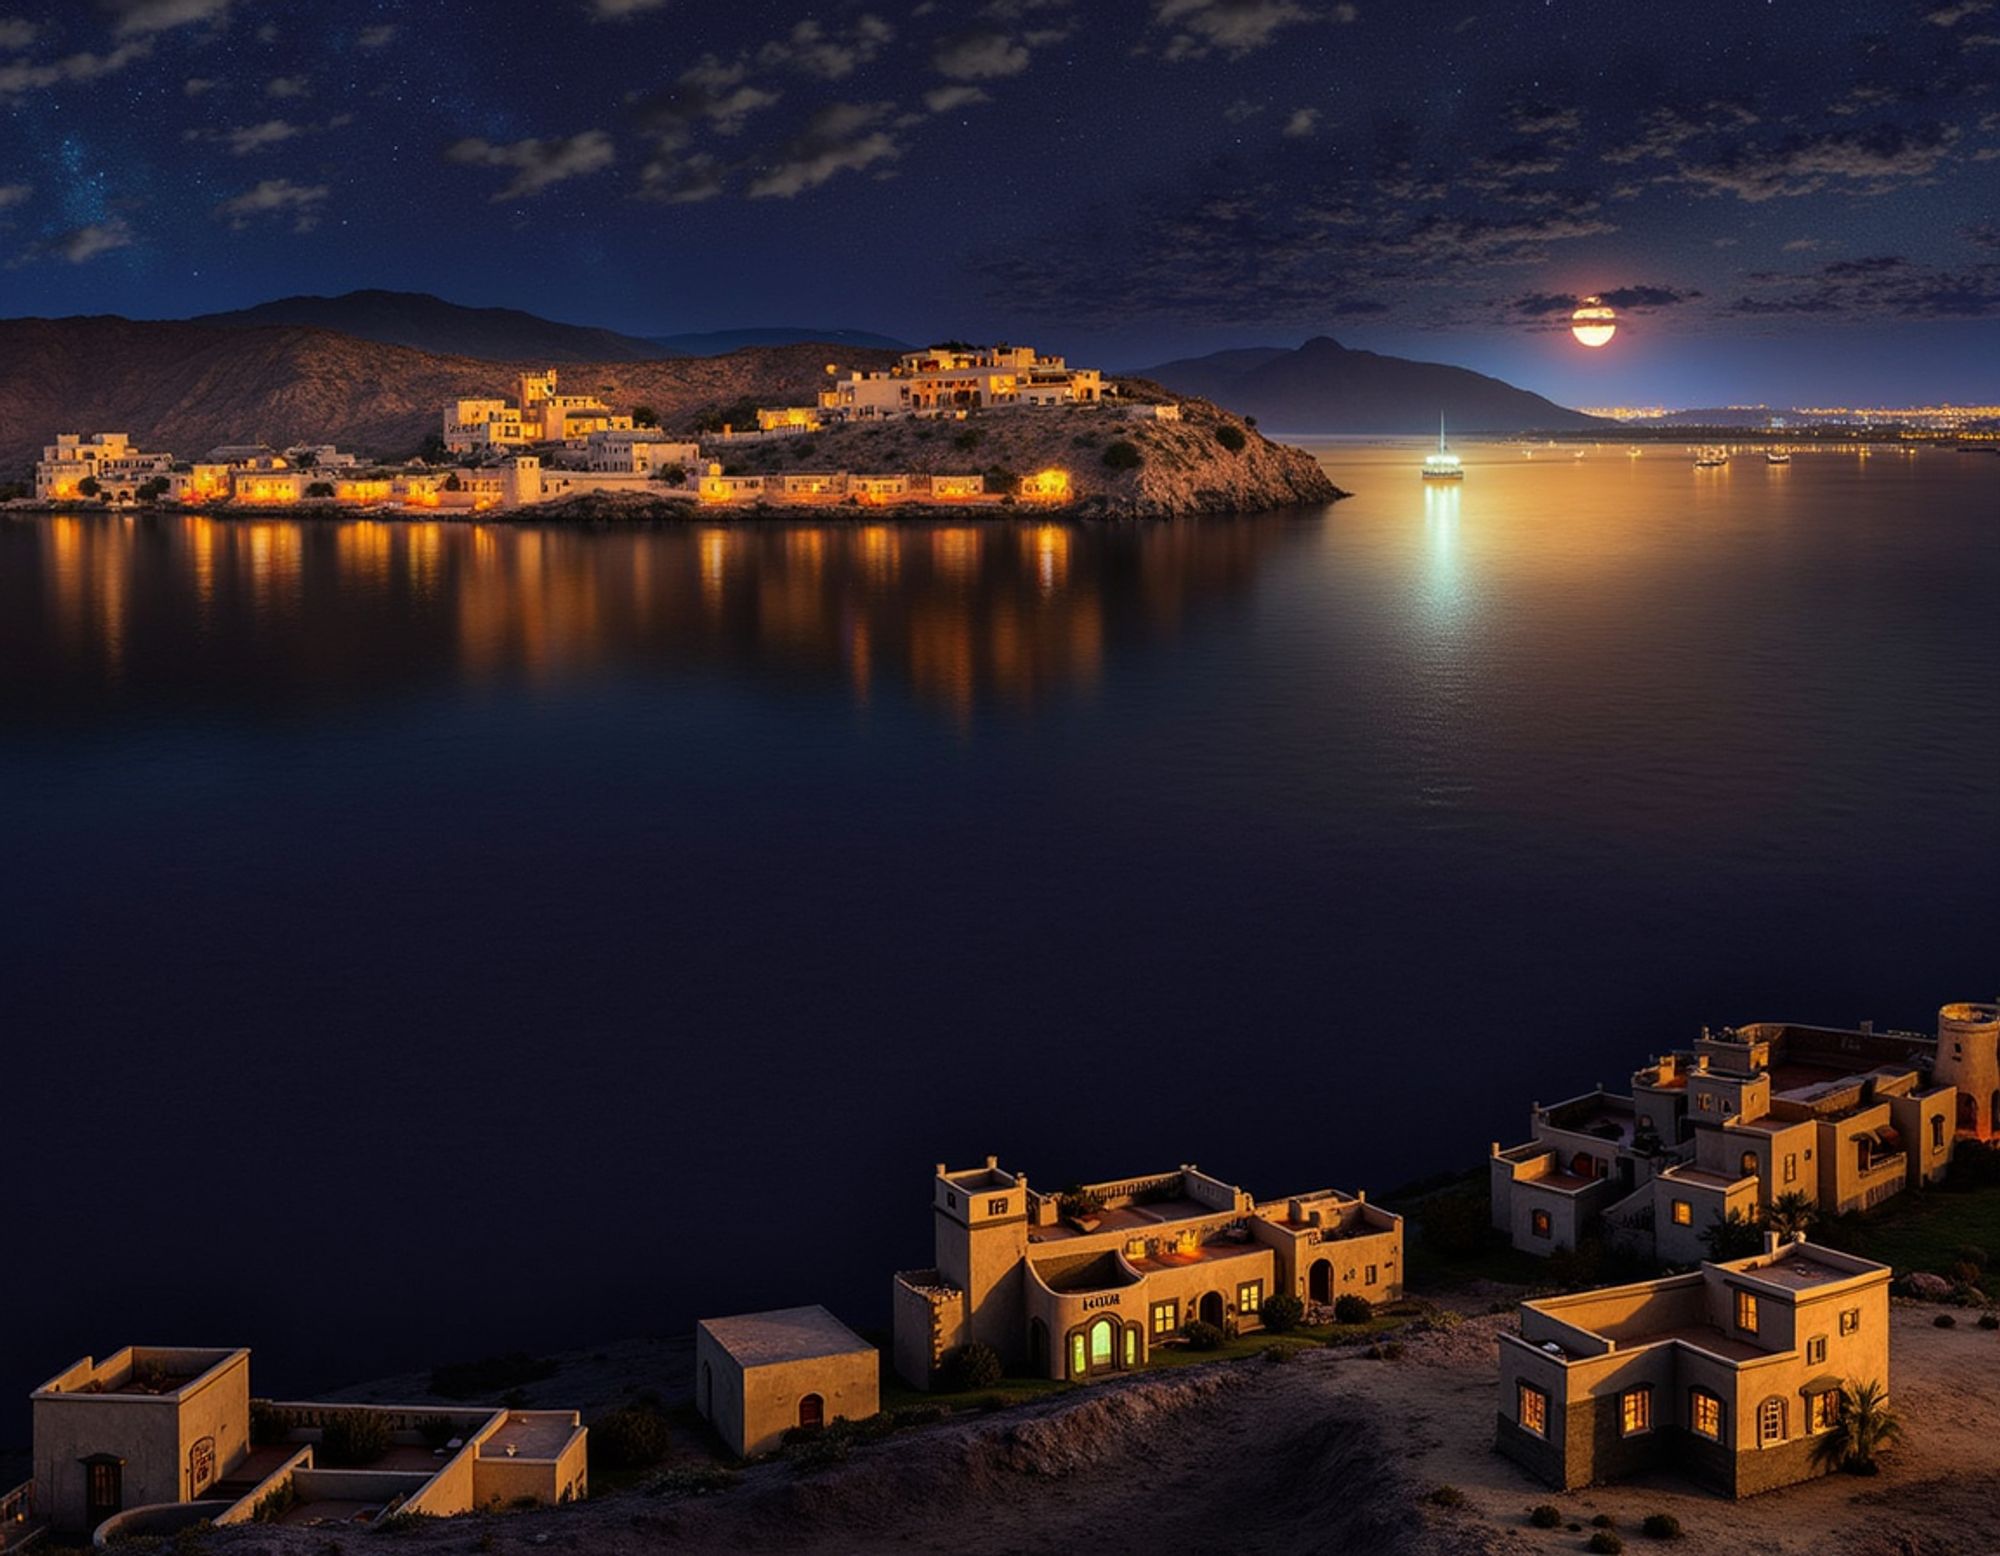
(698, 1306, 872, 1368)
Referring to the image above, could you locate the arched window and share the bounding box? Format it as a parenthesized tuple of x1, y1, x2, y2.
(1069, 1332, 1087, 1379)
(1689, 1389, 1724, 1442)
(1088, 1317, 1116, 1370)
(1123, 1325, 1139, 1368)
(798, 1394, 824, 1430)
(1757, 1396, 1786, 1446)
(1740, 1151, 1759, 1179)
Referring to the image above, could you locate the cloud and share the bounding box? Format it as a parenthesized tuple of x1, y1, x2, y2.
(747, 102, 900, 198)
(933, 30, 1032, 79)
(446, 129, 616, 199)
(1781, 237, 1820, 252)
(758, 16, 893, 80)
(1223, 97, 1266, 121)
(0, 182, 29, 209)
(104, 0, 235, 36)
(0, 39, 152, 97)
(1669, 121, 1962, 201)
(924, 84, 992, 112)
(1149, 0, 1348, 61)
(356, 24, 397, 48)
(639, 151, 724, 204)
(214, 177, 330, 231)
(266, 74, 310, 98)
(184, 75, 217, 94)
(588, 0, 666, 17)
(0, 17, 37, 49)
(1282, 107, 1319, 138)
(184, 118, 304, 154)
(1927, 0, 1993, 22)
(638, 57, 783, 144)
(1729, 252, 2000, 319)
(52, 218, 136, 263)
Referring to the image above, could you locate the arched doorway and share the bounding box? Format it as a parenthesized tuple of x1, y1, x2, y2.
(798, 1394, 824, 1430)
(1308, 1260, 1332, 1305)
(1198, 1291, 1224, 1328)
(1087, 1317, 1117, 1373)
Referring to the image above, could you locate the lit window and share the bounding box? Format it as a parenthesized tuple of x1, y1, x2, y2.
(1784, 1154, 1798, 1184)
(1806, 1335, 1827, 1366)
(1671, 1200, 1693, 1227)
(1518, 1383, 1548, 1438)
(1758, 1397, 1786, 1446)
(1126, 1238, 1148, 1259)
(1620, 1386, 1652, 1437)
(988, 1197, 1008, 1216)
(1238, 1281, 1263, 1315)
(1531, 1210, 1552, 1239)
(1365, 1264, 1378, 1285)
(1932, 1117, 1946, 1151)
(1840, 1308, 1861, 1336)
(1808, 1390, 1842, 1433)
(1124, 1327, 1139, 1367)
(1736, 1291, 1759, 1334)
(1151, 1300, 1179, 1338)
(1690, 1390, 1723, 1441)
(1069, 1333, 1086, 1378)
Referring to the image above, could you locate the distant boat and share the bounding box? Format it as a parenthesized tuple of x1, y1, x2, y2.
(1422, 414, 1464, 481)
(1694, 447, 1729, 468)
(1765, 450, 1791, 465)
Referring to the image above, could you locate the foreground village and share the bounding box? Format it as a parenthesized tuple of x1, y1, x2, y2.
(20, 347, 1147, 517)
(5, 998, 1998, 1552)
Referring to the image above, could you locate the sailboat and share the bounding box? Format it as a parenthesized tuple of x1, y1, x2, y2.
(1422, 414, 1464, 481)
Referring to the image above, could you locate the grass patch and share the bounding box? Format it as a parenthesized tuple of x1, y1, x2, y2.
(1816, 1179, 2000, 1280)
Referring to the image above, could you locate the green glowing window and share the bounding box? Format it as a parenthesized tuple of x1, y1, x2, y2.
(1070, 1333, 1086, 1378)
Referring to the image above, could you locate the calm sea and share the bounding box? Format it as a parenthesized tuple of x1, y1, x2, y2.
(3, 441, 1995, 1433)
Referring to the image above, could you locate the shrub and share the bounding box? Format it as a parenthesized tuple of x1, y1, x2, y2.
(632, 404, 660, 428)
(1587, 1534, 1624, 1555)
(1954, 1243, 1990, 1268)
(1934, 1313, 1957, 1328)
(1978, 1313, 1999, 1330)
(786, 1420, 853, 1472)
(251, 1401, 291, 1446)
(1529, 1504, 1562, 1528)
(1260, 1293, 1305, 1333)
(655, 463, 687, 486)
(645, 1463, 738, 1498)
(953, 429, 984, 451)
(1332, 1294, 1374, 1325)
(1182, 1320, 1226, 1351)
(1101, 440, 1142, 471)
(1418, 1188, 1496, 1258)
(891, 1402, 952, 1427)
(429, 1353, 558, 1399)
(1592, 1514, 1616, 1528)
(937, 1341, 1004, 1392)
(306, 482, 335, 499)
(1951, 1261, 1984, 1288)
(590, 1406, 671, 1471)
(1424, 1484, 1467, 1509)
(1214, 424, 1248, 452)
(319, 1411, 393, 1467)
(1641, 1512, 1683, 1539)
(415, 1415, 457, 1450)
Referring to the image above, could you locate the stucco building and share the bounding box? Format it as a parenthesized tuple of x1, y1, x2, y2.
(35, 433, 173, 500)
(1496, 1237, 1892, 1497)
(694, 1307, 879, 1459)
(442, 369, 633, 453)
(892, 1158, 1402, 1389)
(9, 1345, 585, 1545)
(819, 345, 1104, 421)
(1492, 1006, 1974, 1264)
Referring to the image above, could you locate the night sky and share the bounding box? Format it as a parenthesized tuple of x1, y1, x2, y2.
(2, 0, 1997, 405)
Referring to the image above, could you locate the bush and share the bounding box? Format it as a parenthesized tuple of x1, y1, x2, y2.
(590, 1406, 671, 1471)
(250, 1401, 291, 1446)
(1261, 1343, 1295, 1364)
(319, 1411, 393, 1467)
(1587, 1533, 1624, 1555)
(306, 482, 335, 499)
(1101, 440, 1142, 471)
(1951, 1261, 1984, 1289)
(1641, 1512, 1683, 1539)
(891, 1402, 952, 1428)
(1424, 1484, 1467, 1509)
(1529, 1504, 1562, 1528)
(1419, 1188, 1496, 1258)
(645, 1463, 738, 1498)
(1333, 1294, 1374, 1325)
(1934, 1313, 1957, 1328)
(1592, 1514, 1616, 1528)
(1182, 1320, 1226, 1351)
(1259, 1293, 1305, 1333)
(1955, 1243, 1991, 1269)
(1978, 1313, 1999, 1330)
(415, 1415, 457, 1450)
(1214, 424, 1248, 452)
(933, 1342, 1002, 1393)
(953, 428, 983, 451)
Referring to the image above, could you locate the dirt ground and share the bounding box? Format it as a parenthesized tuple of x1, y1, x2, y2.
(202, 1301, 2000, 1556)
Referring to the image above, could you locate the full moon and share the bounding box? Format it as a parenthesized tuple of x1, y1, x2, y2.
(1571, 296, 1618, 348)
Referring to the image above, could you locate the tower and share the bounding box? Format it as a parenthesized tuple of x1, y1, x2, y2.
(930, 1158, 1030, 1366)
(1933, 1001, 2000, 1141)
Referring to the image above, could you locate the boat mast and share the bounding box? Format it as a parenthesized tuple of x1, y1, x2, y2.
(1438, 412, 1446, 453)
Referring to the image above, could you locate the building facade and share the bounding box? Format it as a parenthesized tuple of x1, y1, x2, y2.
(892, 1159, 1402, 1390)
(819, 345, 1104, 421)
(1492, 1006, 1970, 1264)
(1496, 1238, 1891, 1497)
(12, 1346, 584, 1544)
(693, 1307, 879, 1459)
(35, 433, 173, 500)
(442, 370, 633, 453)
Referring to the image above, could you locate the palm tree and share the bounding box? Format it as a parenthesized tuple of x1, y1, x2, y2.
(1766, 1191, 1818, 1240)
(1813, 1379, 1902, 1475)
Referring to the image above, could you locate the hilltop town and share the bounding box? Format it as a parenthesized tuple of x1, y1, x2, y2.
(5, 997, 1997, 1552)
(14, 344, 1340, 522)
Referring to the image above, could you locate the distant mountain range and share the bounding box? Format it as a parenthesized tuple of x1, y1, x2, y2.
(1618, 407, 1796, 428)
(0, 316, 897, 471)
(650, 326, 912, 356)
(1130, 337, 1607, 433)
(193, 290, 677, 363)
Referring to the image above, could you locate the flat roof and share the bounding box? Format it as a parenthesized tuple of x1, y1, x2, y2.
(698, 1306, 873, 1368)
(1722, 1243, 1884, 1291)
(476, 1412, 580, 1462)
(1029, 1197, 1222, 1243)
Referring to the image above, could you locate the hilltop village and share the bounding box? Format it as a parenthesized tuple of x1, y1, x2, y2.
(4, 997, 1996, 1550)
(19, 345, 1336, 521)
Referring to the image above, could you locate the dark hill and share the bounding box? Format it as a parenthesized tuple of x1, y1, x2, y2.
(651, 326, 912, 355)
(1133, 337, 1606, 433)
(192, 289, 674, 363)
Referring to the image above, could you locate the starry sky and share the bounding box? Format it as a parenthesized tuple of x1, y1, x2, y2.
(1, 0, 1997, 407)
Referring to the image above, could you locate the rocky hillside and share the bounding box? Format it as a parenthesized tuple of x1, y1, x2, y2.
(191, 289, 677, 362)
(0, 317, 895, 472)
(705, 386, 1341, 516)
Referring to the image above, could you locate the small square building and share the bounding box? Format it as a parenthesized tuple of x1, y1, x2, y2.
(694, 1307, 879, 1459)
